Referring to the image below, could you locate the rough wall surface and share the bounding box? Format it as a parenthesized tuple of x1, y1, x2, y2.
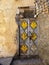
(0, 0, 34, 57)
(38, 13, 49, 65)
(0, 0, 18, 57)
(35, 0, 49, 65)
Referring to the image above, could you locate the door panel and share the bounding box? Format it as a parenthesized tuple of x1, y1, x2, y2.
(18, 18, 39, 58)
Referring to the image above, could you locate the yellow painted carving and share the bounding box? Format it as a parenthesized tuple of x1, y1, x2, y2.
(21, 32, 27, 40)
(21, 21, 28, 29)
(31, 33, 37, 41)
(30, 21, 37, 29)
(21, 44, 28, 53)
